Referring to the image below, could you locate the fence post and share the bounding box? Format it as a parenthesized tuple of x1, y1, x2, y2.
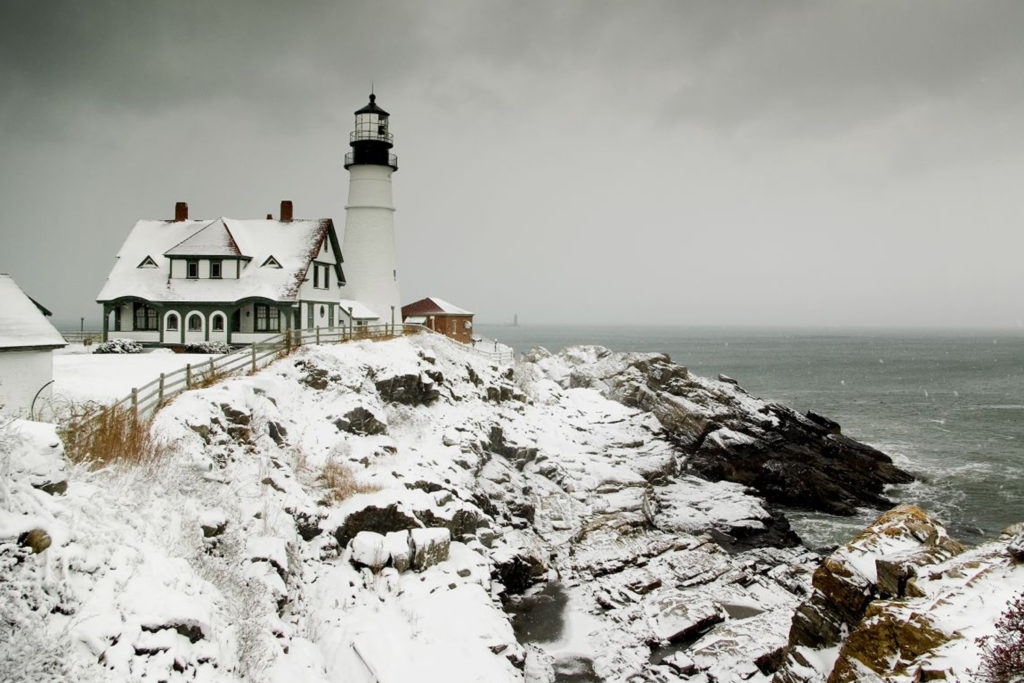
(208, 357, 215, 380)
(316, 326, 320, 344)
(131, 387, 138, 420)
(186, 364, 192, 389)
(158, 373, 165, 404)
(251, 343, 256, 372)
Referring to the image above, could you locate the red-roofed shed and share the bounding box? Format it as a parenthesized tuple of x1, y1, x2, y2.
(401, 297, 474, 343)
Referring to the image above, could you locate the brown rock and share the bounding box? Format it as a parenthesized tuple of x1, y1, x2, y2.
(827, 605, 948, 682)
(18, 528, 52, 554)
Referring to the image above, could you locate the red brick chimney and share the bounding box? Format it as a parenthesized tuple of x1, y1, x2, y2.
(280, 200, 293, 222)
(174, 202, 188, 221)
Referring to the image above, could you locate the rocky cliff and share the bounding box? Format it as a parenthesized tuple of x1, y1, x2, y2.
(2, 335, 1014, 683)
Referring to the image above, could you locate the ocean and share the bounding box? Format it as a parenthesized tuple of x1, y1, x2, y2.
(477, 324, 1024, 548)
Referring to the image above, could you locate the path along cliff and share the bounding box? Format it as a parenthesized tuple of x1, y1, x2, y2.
(1, 334, 1018, 682)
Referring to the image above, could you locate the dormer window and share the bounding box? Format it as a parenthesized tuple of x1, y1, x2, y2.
(187, 260, 199, 279)
(313, 263, 330, 289)
(137, 256, 158, 269)
(262, 256, 282, 268)
(210, 260, 222, 279)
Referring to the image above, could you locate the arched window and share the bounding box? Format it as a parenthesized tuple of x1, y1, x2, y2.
(187, 313, 203, 331)
(211, 314, 225, 332)
(166, 313, 179, 331)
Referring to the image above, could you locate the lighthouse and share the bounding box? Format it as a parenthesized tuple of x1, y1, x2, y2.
(342, 93, 401, 330)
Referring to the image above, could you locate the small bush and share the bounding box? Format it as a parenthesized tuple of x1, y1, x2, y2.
(58, 403, 166, 467)
(317, 459, 379, 505)
(184, 341, 231, 354)
(92, 338, 143, 354)
(976, 592, 1024, 682)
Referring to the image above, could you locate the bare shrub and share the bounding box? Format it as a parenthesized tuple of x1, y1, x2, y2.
(976, 592, 1024, 682)
(58, 403, 167, 467)
(317, 459, 379, 505)
(0, 551, 79, 682)
(191, 364, 233, 390)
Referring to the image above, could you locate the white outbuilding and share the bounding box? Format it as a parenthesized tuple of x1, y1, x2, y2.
(0, 274, 66, 417)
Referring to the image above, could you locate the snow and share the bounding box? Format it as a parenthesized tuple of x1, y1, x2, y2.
(0, 274, 65, 349)
(165, 219, 243, 257)
(52, 347, 218, 403)
(337, 298, 380, 320)
(404, 296, 473, 315)
(5, 334, 1020, 682)
(96, 217, 331, 304)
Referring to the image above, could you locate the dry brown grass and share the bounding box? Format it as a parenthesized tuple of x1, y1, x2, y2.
(59, 403, 168, 468)
(191, 364, 233, 390)
(317, 458, 380, 505)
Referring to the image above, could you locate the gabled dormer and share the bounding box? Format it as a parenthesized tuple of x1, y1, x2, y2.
(165, 218, 250, 279)
(137, 256, 158, 268)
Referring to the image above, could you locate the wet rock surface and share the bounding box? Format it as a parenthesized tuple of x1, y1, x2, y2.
(529, 346, 914, 516)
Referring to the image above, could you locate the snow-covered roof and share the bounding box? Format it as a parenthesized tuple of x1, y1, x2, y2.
(164, 219, 243, 257)
(338, 299, 380, 321)
(0, 274, 66, 350)
(401, 297, 473, 317)
(97, 218, 339, 304)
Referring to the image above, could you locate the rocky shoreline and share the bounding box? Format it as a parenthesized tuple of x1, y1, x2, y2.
(1, 335, 1019, 682)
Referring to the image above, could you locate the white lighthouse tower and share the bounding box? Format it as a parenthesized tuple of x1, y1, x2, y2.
(342, 93, 401, 330)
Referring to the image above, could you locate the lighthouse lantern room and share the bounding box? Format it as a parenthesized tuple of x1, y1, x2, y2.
(345, 94, 398, 171)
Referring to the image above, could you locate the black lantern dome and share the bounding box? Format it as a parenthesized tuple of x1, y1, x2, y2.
(345, 93, 398, 171)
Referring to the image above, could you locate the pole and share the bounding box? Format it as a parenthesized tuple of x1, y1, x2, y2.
(158, 373, 164, 404)
(251, 342, 256, 372)
(186, 364, 192, 389)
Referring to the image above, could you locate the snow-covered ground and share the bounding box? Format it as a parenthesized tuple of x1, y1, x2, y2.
(52, 344, 218, 403)
(3, 334, 1021, 682)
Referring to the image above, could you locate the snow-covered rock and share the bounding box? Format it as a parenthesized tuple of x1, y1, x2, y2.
(7, 333, 1014, 682)
(775, 505, 1024, 682)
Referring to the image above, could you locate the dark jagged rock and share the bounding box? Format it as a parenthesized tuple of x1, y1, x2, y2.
(486, 426, 538, 471)
(545, 347, 913, 516)
(709, 508, 802, 552)
(334, 407, 388, 436)
(375, 371, 442, 405)
(294, 359, 333, 390)
(333, 504, 421, 547)
(267, 421, 288, 446)
(686, 422, 913, 516)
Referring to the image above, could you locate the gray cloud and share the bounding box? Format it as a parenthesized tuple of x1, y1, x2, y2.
(1, 1, 1022, 329)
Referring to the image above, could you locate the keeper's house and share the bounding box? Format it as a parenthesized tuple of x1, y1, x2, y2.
(0, 274, 66, 415)
(96, 201, 378, 346)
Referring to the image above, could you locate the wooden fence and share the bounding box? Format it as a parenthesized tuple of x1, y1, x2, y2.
(71, 323, 513, 428)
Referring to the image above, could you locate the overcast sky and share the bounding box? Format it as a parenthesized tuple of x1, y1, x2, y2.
(1, 1, 1022, 328)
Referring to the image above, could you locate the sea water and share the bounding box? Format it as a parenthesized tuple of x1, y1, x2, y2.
(478, 324, 1024, 548)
